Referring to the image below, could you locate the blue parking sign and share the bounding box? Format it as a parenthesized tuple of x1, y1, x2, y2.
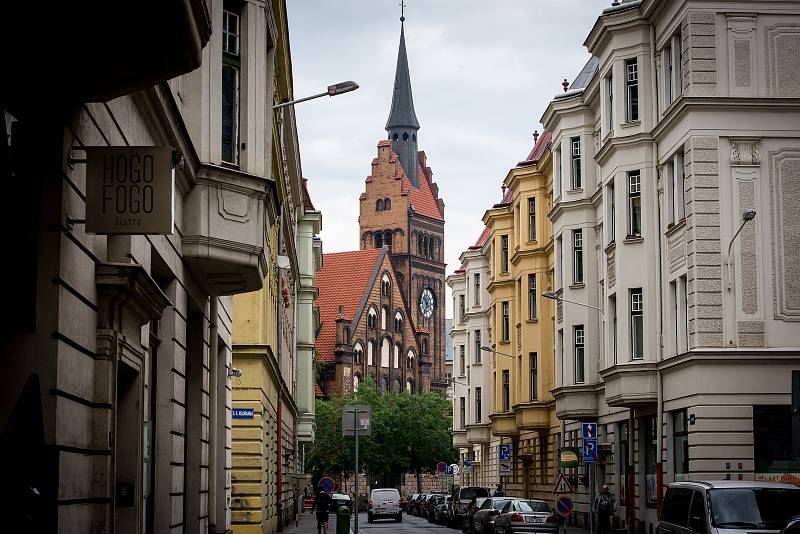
(582, 439, 598, 464)
(581, 422, 598, 440)
(499, 444, 511, 461)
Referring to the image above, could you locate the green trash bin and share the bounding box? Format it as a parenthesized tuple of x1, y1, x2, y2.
(336, 505, 351, 534)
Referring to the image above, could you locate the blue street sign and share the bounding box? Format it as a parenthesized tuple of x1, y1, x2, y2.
(319, 476, 335, 493)
(499, 444, 512, 462)
(582, 439, 598, 464)
(582, 422, 598, 440)
(232, 408, 254, 419)
(464, 460, 473, 467)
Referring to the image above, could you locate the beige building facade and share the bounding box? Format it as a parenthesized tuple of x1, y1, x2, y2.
(542, 1, 800, 532)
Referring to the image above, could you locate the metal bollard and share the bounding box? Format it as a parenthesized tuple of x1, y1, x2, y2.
(336, 505, 351, 534)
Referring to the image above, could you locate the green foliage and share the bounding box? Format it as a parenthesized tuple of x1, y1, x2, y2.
(306, 378, 458, 480)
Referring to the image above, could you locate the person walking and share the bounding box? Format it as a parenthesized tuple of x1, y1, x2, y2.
(494, 483, 506, 496)
(594, 484, 616, 534)
(312, 485, 333, 534)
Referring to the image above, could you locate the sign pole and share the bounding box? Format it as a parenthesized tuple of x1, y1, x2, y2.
(354, 408, 359, 534)
(589, 463, 594, 534)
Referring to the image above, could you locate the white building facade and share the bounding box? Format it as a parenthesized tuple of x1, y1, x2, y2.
(543, 1, 800, 532)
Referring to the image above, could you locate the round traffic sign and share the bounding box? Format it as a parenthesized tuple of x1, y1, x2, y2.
(450, 463, 460, 475)
(555, 494, 574, 517)
(437, 461, 447, 473)
(318, 476, 335, 493)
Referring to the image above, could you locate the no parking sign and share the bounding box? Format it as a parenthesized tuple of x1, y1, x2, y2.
(554, 494, 574, 517)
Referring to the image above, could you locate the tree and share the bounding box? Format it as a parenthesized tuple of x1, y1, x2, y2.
(306, 379, 458, 491)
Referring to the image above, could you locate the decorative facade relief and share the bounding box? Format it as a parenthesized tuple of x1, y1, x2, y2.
(730, 138, 760, 166)
(607, 248, 616, 287)
(727, 15, 756, 96)
(768, 148, 800, 321)
(765, 23, 800, 97)
(668, 230, 687, 273)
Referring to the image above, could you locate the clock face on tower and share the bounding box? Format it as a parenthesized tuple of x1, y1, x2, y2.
(419, 287, 435, 318)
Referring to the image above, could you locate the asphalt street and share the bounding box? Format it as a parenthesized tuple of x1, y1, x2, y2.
(354, 512, 461, 533)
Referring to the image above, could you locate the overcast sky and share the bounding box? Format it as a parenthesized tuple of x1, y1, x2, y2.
(287, 0, 611, 318)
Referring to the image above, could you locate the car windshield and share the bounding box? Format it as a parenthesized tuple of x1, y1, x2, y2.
(709, 488, 800, 530)
(460, 487, 490, 501)
(518, 501, 551, 513)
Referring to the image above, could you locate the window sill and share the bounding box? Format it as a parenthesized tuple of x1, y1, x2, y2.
(220, 161, 240, 170)
(499, 340, 510, 345)
(605, 240, 616, 253)
(623, 235, 643, 244)
(664, 217, 686, 238)
(526, 318, 539, 324)
(569, 283, 585, 289)
(620, 120, 641, 129)
(567, 188, 584, 193)
(472, 361, 483, 366)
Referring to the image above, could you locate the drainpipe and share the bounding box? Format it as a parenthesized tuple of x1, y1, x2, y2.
(209, 297, 219, 532)
(650, 20, 665, 521)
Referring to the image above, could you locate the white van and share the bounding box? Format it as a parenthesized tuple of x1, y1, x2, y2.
(368, 487, 402, 523)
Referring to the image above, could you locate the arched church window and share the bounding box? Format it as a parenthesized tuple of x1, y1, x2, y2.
(392, 133, 398, 141)
(394, 343, 400, 368)
(413, 134, 417, 141)
(353, 374, 360, 391)
(384, 198, 391, 210)
(375, 231, 383, 249)
(367, 340, 374, 366)
(394, 378, 401, 394)
(406, 379, 413, 393)
(417, 235, 423, 255)
(353, 342, 363, 364)
(381, 306, 388, 330)
(381, 376, 389, 396)
(376, 199, 383, 211)
(394, 312, 403, 332)
(422, 338, 428, 354)
(368, 308, 377, 329)
(423, 235, 429, 258)
(384, 231, 392, 251)
(403, 132, 409, 141)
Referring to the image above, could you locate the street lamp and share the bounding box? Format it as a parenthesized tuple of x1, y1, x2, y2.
(542, 291, 604, 315)
(273, 81, 359, 109)
(726, 208, 756, 291)
(480, 346, 514, 358)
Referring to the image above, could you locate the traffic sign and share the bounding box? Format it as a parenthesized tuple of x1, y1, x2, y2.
(554, 494, 574, 517)
(582, 422, 598, 440)
(447, 463, 460, 475)
(499, 444, 512, 461)
(318, 476, 335, 493)
(437, 461, 447, 473)
(464, 460, 473, 473)
(553, 471, 575, 494)
(342, 405, 371, 436)
(582, 439, 598, 464)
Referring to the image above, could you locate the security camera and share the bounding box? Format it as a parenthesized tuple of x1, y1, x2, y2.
(229, 368, 242, 378)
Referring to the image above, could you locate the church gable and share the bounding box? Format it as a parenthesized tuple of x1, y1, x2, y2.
(349, 249, 421, 392)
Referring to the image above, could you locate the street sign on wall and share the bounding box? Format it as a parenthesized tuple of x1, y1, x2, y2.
(232, 408, 254, 419)
(85, 146, 175, 234)
(499, 444, 511, 476)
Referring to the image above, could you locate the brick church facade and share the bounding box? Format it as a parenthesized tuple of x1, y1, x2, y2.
(316, 19, 447, 397)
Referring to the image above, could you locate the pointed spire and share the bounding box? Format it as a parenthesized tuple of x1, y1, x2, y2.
(386, 15, 421, 186)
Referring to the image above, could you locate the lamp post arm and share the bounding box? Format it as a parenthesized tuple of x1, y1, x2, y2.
(273, 91, 329, 110)
(556, 295, 604, 316)
(727, 218, 749, 258)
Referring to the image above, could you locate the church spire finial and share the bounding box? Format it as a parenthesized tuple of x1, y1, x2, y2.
(386, 6, 421, 186)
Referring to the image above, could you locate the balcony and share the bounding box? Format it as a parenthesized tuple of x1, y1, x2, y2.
(552, 383, 600, 420)
(452, 430, 469, 449)
(489, 412, 518, 437)
(466, 423, 493, 445)
(600, 362, 658, 407)
(183, 163, 279, 295)
(514, 401, 554, 430)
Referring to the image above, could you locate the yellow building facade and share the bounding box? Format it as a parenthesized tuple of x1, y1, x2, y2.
(484, 133, 559, 500)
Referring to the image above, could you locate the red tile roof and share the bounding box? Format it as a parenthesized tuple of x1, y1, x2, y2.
(469, 226, 491, 250)
(401, 162, 443, 220)
(492, 187, 514, 208)
(302, 178, 316, 211)
(518, 130, 552, 167)
(315, 249, 382, 362)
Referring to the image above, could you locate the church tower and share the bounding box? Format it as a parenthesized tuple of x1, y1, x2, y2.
(358, 15, 448, 391)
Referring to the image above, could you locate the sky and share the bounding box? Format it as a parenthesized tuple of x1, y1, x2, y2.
(287, 0, 612, 318)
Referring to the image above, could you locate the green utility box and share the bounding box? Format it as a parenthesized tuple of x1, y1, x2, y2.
(336, 506, 351, 534)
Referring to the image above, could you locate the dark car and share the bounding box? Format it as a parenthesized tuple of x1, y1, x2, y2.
(472, 496, 512, 533)
(451, 486, 491, 528)
(432, 495, 453, 525)
(404, 493, 420, 514)
(413, 493, 430, 516)
(425, 494, 446, 521)
(493, 498, 559, 534)
(463, 496, 490, 533)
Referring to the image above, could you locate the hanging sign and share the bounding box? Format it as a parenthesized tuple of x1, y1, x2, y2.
(85, 146, 175, 234)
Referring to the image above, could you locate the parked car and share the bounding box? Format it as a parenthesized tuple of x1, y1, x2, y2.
(471, 496, 512, 533)
(368, 487, 402, 523)
(411, 493, 428, 516)
(404, 493, 419, 514)
(432, 495, 453, 525)
(330, 493, 352, 511)
(463, 496, 490, 533)
(425, 494, 445, 521)
(451, 486, 491, 528)
(659, 480, 800, 534)
(493, 498, 559, 534)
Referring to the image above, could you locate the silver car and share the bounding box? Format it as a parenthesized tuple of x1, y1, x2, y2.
(659, 480, 800, 534)
(493, 498, 559, 534)
(471, 497, 512, 533)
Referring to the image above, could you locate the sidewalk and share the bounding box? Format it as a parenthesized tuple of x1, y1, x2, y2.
(281, 509, 341, 534)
